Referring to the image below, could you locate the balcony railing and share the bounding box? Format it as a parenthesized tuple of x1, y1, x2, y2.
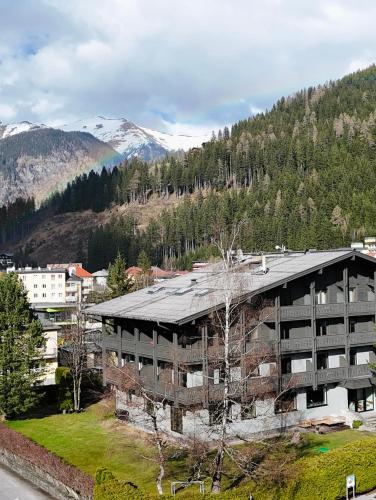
(349, 332, 376, 345)
(348, 302, 376, 315)
(349, 364, 373, 378)
(317, 366, 347, 383)
(316, 303, 344, 317)
(316, 335, 346, 349)
(103, 334, 120, 350)
(281, 338, 313, 352)
(280, 306, 310, 320)
(282, 371, 314, 387)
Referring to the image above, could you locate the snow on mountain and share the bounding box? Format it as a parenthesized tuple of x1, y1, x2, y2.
(0, 116, 210, 162)
(60, 116, 209, 159)
(0, 121, 44, 139)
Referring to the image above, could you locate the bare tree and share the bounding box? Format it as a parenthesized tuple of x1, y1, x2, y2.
(61, 310, 87, 412)
(206, 225, 296, 493)
(106, 362, 170, 496)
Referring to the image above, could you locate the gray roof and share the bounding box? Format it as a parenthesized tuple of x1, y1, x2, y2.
(92, 269, 108, 277)
(85, 250, 376, 325)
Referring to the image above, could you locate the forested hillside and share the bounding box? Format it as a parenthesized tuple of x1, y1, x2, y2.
(4, 66, 376, 270)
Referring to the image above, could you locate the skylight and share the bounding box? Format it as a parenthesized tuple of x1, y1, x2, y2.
(195, 289, 211, 297)
(174, 287, 193, 295)
(147, 286, 164, 294)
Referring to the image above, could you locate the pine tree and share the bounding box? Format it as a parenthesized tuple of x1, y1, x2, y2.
(0, 273, 45, 419)
(107, 252, 132, 298)
(137, 250, 151, 273)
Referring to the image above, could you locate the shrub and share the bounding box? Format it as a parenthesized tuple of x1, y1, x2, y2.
(94, 479, 147, 499)
(352, 420, 363, 429)
(285, 437, 376, 500)
(95, 467, 115, 485)
(55, 366, 73, 411)
(0, 424, 93, 497)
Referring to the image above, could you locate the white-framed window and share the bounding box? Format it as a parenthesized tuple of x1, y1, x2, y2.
(34, 284, 38, 289)
(42, 284, 46, 288)
(315, 289, 327, 305)
(51, 275, 55, 281)
(42, 274, 46, 279)
(58, 293, 62, 297)
(51, 284, 55, 289)
(33, 293, 38, 298)
(42, 293, 46, 298)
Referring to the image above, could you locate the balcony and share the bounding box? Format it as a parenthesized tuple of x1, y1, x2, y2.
(317, 367, 347, 383)
(103, 333, 120, 350)
(280, 306, 310, 321)
(349, 364, 373, 378)
(350, 332, 376, 345)
(281, 338, 313, 352)
(316, 303, 344, 317)
(316, 335, 346, 349)
(282, 371, 314, 388)
(348, 302, 376, 315)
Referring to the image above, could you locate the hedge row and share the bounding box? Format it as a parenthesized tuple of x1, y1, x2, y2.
(0, 423, 94, 498)
(285, 437, 376, 500)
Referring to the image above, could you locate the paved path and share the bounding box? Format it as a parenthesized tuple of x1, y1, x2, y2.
(0, 465, 51, 500)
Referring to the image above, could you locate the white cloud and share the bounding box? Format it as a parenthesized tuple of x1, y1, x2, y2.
(0, 103, 17, 120)
(1, 0, 376, 131)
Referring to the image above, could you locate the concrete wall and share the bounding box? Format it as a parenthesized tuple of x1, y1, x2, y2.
(0, 449, 86, 500)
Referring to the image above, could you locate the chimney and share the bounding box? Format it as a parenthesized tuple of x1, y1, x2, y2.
(191, 278, 197, 286)
(261, 255, 268, 273)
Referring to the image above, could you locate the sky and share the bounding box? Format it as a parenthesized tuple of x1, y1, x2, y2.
(0, 0, 376, 135)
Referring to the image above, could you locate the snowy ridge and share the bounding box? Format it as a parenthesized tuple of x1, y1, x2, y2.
(60, 116, 209, 158)
(0, 121, 44, 139)
(0, 116, 210, 162)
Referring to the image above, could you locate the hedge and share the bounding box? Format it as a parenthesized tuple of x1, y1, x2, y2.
(285, 437, 376, 500)
(0, 424, 93, 497)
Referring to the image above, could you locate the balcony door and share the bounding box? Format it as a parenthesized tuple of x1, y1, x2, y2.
(348, 387, 374, 412)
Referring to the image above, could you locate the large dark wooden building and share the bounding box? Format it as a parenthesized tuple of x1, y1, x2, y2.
(87, 250, 376, 436)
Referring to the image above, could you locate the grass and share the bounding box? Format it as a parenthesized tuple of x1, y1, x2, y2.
(7, 399, 166, 492)
(7, 401, 376, 496)
(302, 429, 374, 455)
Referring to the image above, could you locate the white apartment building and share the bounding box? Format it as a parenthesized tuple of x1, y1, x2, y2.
(12, 267, 67, 304)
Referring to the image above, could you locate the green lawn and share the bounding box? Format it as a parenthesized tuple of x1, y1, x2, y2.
(7, 402, 376, 497)
(7, 400, 166, 492)
(302, 429, 374, 455)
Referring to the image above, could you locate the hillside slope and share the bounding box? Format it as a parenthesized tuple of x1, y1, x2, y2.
(5, 65, 376, 269)
(0, 128, 120, 205)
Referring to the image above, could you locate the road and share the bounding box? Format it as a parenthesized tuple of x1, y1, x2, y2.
(0, 465, 51, 500)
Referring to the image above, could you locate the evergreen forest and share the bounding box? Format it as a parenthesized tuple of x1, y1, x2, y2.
(4, 66, 376, 270)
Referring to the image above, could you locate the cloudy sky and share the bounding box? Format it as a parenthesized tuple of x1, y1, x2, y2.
(0, 0, 375, 135)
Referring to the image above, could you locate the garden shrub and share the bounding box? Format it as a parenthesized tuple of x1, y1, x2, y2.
(55, 366, 73, 411)
(94, 479, 148, 499)
(95, 467, 115, 485)
(285, 437, 376, 500)
(352, 420, 363, 429)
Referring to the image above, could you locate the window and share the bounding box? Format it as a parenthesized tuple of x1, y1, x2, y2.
(42, 293, 46, 298)
(58, 283, 63, 288)
(281, 324, 289, 340)
(51, 275, 55, 280)
(42, 274, 46, 279)
(58, 293, 62, 297)
(42, 284, 46, 288)
(317, 352, 328, 370)
(33, 293, 38, 298)
(241, 403, 256, 420)
(275, 392, 296, 413)
(34, 284, 38, 289)
(170, 407, 183, 433)
(349, 287, 356, 303)
(349, 319, 356, 334)
(58, 274, 63, 279)
(315, 289, 327, 305)
(281, 357, 291, 374)
(307, 387, 327, 408)
(316, 320, 327, 337)
(51, 284, 55, 290)
(348, 387, 374, 412)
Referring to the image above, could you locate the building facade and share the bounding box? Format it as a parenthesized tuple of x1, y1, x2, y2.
(88, 250, 376, 438)
(14, 267, 67, 303)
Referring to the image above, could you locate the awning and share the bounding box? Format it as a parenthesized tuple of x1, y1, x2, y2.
(340, 378, 373, 389)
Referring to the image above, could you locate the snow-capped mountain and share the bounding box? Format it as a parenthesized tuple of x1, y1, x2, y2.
(0, 121, 45, 140)
(60, 116, 209, 160)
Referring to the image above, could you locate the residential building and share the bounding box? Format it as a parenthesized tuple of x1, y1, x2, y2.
(92, 269, 108, 289)
(87, 249, 376, 438)
(74, 266, 94, 300)
(66, 275, 83, 303)
(36, 314, 60, 386)
(12, 267, 67, 304)
(0, 253, 14, 270)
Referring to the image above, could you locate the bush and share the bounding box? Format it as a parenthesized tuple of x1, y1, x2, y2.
(285, 438, 376, 500)
(352, 420, 363, 429)
(0, 424, 93, 497)
(95, 467, 115, 485)
(94, 479, 147, 499)
(55, 367, 73, 411)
